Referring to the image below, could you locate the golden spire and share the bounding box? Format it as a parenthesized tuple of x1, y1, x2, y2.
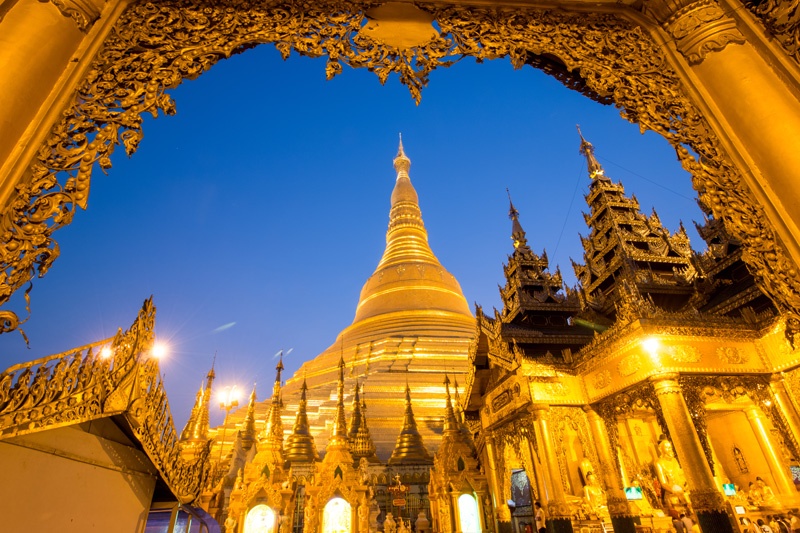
(240, 384, 258, 451)
(285, 376, 320, 463)
(388, 382, 432, 465)
(180, 363, 215, 443)
(577, 125, 606, 180)
(328, 354, 350, 447)
(507, 188, 532, 254)
(260, 354, 285, 454)
(442, 374, 459, 433)
(349, 381, 378, 461)
(352, 137, 471, 322)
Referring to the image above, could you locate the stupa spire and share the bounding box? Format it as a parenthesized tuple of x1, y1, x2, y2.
(329, 354, 349, 447)
(240, 383, 258, 451)
(353, 138, 471, 323)
(388, 382, 432, 465)
(577, 125, 606, 180)
(179, 362, 215, 459)
(260, 355, 285, 454)
(443, 374, 459, 433)
(349, 381, 378, 461)
(285, 376, 319, 463)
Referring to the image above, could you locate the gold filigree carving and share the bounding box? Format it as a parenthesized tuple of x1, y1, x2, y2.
(716, 345, 749, 364)
(687, 488, 727, 513)
(0, 298, 209, 503)
(666, 345, 702, 363)
(618, 354, 642, 377)
(749, 0, 800, 64)
(5, 0, 800, 338)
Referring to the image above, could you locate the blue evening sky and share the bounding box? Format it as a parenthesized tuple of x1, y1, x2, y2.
(0, 45, 703, 427)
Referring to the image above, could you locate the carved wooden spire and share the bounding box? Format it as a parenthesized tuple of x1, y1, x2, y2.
(285, 376, 319, 463)
(388, 382, 431, 465)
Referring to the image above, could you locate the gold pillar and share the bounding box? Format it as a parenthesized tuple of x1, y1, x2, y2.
(642, 0, 800, 265)
(521, 434, 549, 504)
(484, 432, 512, 527)
(744, 405, 799, 504)
(650, 375, 726, 514)
(530, 404, 571, 520)
(585, 407, 633, 519)
(770, 376, 800, 455)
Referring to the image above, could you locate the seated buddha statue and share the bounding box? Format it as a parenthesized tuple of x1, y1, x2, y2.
(654, 437, 688, 505)
(584, 472, 608, 513)
(756, 477, 780, 508)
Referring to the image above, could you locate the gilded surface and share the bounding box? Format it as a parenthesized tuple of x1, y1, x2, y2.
(749, 0, 800, 63)
(549, 407, 602, 494)
(4, 0, 800, 342)
(0, 298, 209, 503)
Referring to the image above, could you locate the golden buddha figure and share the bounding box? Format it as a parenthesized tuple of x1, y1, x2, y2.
(756, 477, 780, 508)
(654, 438, 688, 505)
(584, 472, 608, 514)
(748, 482, 764, 507)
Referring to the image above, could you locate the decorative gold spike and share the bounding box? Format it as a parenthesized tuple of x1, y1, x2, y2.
(388, 382, 431, 465)
(285, 376, 320, 463)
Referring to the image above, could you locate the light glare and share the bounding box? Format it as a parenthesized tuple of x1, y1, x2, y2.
(100, 346, 113, 359)
(151, 342, 168, 359)
(642, 337, 660, 359)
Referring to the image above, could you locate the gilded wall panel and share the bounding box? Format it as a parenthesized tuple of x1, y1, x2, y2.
(529, 375, 586, 405)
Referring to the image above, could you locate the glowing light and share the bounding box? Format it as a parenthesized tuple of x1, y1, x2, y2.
(100, 346, 113, 359)
(458, 494, 480, 533)
(642, 337, 660, 357)
(151, 342, 168, 359)
(322, 497, 351, 533)
(243, 504, 275, 533)
(219, 385, 241, 410)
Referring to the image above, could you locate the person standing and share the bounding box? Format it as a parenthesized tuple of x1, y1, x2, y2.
(535, 502, 546, 533)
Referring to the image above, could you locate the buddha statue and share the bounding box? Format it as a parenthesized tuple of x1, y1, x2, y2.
(756, 477, 780, 508)
(654, 437, 688, 505)
(584, 472, 608, 513)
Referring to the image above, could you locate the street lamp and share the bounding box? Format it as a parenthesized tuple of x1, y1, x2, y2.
(216, 385, 240, 480)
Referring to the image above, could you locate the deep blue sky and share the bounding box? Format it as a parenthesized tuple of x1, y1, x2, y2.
(0, 45, 702, 427)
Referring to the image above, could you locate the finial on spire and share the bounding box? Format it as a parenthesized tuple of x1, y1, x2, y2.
(393, 133, 411, 175)
(506, 188, 531, 254)
(577, 125, 605, 180)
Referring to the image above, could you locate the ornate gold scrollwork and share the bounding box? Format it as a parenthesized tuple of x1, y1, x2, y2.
(50, 0, 103, 31)
(0, 298, 209, 503)
(4, 0, 799, 338)
(748, 0, 800, 64)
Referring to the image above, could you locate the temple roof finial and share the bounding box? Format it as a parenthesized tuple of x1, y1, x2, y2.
(393, 133, 411, 175)
(506, 188, 531, 254)
(240, 383, 258, 451)
(577, 125, 606, 180)
(329, 349, 349, 445)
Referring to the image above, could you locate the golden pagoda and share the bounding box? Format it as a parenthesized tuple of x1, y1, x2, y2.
(276, 137, 476, 459)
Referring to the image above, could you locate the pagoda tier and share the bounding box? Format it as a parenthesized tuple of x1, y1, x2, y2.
(572, 129, 695, 323)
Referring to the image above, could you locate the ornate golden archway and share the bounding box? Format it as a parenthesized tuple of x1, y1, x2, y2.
(2, 0, 800, 332)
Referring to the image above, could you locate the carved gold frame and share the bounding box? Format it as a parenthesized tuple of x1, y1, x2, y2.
(3, 0, 799, 333)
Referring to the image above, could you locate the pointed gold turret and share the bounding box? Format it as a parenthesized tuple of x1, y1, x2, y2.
(179, 363, 215, 460)
(240, 384, 258, 452)
(577, 125, 606, 180)
(348, 381, 378, 462)
(329, 354, 349, 448)
(442, 375, 459, 433)
(285, 376, 319, 464)
(260, 355, 285, 456)
(388, 383, 431, 465)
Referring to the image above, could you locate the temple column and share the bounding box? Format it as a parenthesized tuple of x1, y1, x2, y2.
(530, 405, 573, 533)
(769, 376, 800, 456)
(650, 375, 732, 533)
(641, 0, 800, 271)
(521, 434, 549, 505)
(585, 406, 637, 533)
(744, 405, 799, 506)
(484, 431, 512, 533)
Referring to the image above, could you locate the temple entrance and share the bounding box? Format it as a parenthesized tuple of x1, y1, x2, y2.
(457, 493, 481, 533)
(322, 497, 352, 533)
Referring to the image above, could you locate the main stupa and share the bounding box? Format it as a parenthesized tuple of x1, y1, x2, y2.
(278, 138, 475, 459)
